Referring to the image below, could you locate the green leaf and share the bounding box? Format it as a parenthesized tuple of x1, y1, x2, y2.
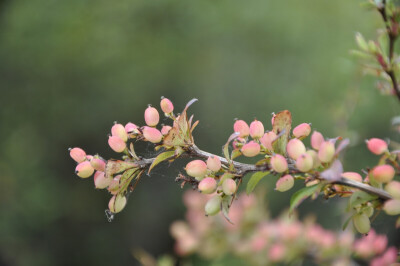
(348, 191, 378, 210)
(289, 184, 322, 214)
(246, 171, 270, 195)
(148, 151, 175, 174)
(223, 132, 240, 167)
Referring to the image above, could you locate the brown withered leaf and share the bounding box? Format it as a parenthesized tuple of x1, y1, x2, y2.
(272, 110, 292, 155)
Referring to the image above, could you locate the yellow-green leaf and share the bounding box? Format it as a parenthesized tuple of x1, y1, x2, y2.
(246, 171, 270, 195)
(148, 151, 176, 174)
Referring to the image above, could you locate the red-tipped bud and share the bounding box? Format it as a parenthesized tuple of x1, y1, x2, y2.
(160, 97, 174, 113)
(383, 199, 400, 215)
(385, 181, 400, 199)
(249, 120, 264, 139)
(222, 178, 237, 195)
(205, 195, 222, 216)
(94, 171, 111, 189)
(206, 156, 221, 172)
(161, 125, 172, 135)
(198, 177, 217, 194)
(90, 157, 106, 172)
(108, 194, 127, 213)
(111, 123, 128, 142)
(69, 147, 86, 163)
(295, 153, 313, 172)
(287, 139, 306, 160)
(318, 141, 335, 163)
(142, 126, 163, 143)
(75, 161, 94, 178)
(275, 174, 294, 192)
(241, 141, 261, 157)
(366, 138, 388, 155)
(260, 131, 277, 151)
(311, 131, 324, 150)
(342, 172, 362, 182)
(353, 213, 371, 234)
(233, 120, 250, 138)
(125, 122, 139, 134)
(372, 164, 395, 183)
(108, 136, 126, 153)
(293, 123, 311, 138)
(270, 154, 288, 173)
(186, 160, 207, 180)
(306, 150, 320, 168)
(144, 106, 160, 126)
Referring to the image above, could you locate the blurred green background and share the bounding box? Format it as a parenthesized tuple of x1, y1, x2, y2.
(0, 0, 399, 265)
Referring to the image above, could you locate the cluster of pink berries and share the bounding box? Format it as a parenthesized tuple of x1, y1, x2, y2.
(170, 190, 398, 265)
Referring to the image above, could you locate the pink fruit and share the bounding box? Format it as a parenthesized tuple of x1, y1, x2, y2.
(108, 136, 126, 153)
(142, 126, 163, 143)
(249, 120, 264, 139)
(233, 120, 250, 138)
(90, 156, 106, 172)
(306, 150, 320, 168)
(94, 171, 111, 189)
(69, 147, 86, 163)
(125, 122, 138, 134)
(222, 178, 237, 195)
(108, 175, 121, 195)
(318, 141, 335, 163)
(295, 153, 313, 172)
(270, 154, 288, 173)
(366, 138, 388, 155)
(161, 125, 172, 135)
(385, 181, 400, 199)
(293, 123, 311, 138)
(198, 177, 217, 194)
(383, 199, 400, 215)
(160, 97, 174, 113)
(241, 141, 261, 157)
(311, 131, 324, 150)
(342, 172, 362, 182)
(206, 156, 221, 172)
(275, 174, 294, 192)
(186, 160, 207, 180)
(287, 139, 306, 160)
(372, 164, 395, 183)
(144, 106, 160, 126)
(260, 131, 277, 151)
(111, 123, 128, 142)
(108, 194, 127, 213)
(75, 161, 94, 178)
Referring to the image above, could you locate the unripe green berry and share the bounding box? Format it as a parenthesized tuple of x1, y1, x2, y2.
(353, 213, 370, 234)
(111, 123, 128, 142)
(222, 178, 237, 195)
(69, 147, 87, 163)
(318, 141, 335, 163)
(270, 154, 288, 173)
(385, 181, 400, 199)
(241, 141, 261, 157)
(311, 131, 324, 150)
(295, 153, 313, 172)
(287, 139, 306, 160)
(233, 120, 250, 138)
(206, 156, 221, 172)
(205, 195, 222, 216)
(372, 164, 395, 183)
(144, 106, 160, 126)
(75, 161, 94, 178)
(142, 126, 163, 143)
(108, 136, 126, 153)
(364, 205, 374, 218)
(293, 123, 311, 138)
(383, 199, 400, 215)
(108, 194, 127, 213)
(249, 120, 264, 139)
(275, 174, 294, 192)
(198, 177, 217, 194)
(186, 160, 207, 180)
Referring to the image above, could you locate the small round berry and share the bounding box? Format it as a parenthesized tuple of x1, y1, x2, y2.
(206, 156, 221, 172)
(198, 177, 217, 194)
(270, 154, 288, 173)
(90, 157, 106, 172)
(160, 97, 174, 113)
(366, 138, 388, 155)
(353, 213, 370, 234)
(383, 199, 400, 215)
(144, 106, 160, 127)
(275, 174, 294, 192)
(111, 123, 128, 142)
(186, 160, 207, 180)
(287, 139, 306, 160)
(342, 172, 362, 182)
(125, 122, 138, 134)
(142, 126, 163, 143)
(260, 131, 277, 151)
(205, 195, 222, 216)
(222, 178, 237, 195)
(249, 120, 264, 139)
(94, 171, 111, 189)
(385, 181, 400, 199)
(372, 164, 395, 183)
(69, 147, 86, 163)
(108, 136, 126, 153)
(108, 194, 127, 213)
(161, 125, 172, 135)
(241, 141, 261, 157)
(293, 123, 311, 138)
(295, 153, 313, 172)
(318, 141, 335, 163)
(233, 120, 250, 138)
(311, 131, 324, 150)
(75, 161, 94, 178)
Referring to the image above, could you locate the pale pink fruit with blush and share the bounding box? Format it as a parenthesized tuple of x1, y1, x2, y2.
(75, 161, 94, 178)
(385, 181, 400, 199)
(311, 131, 324, 150)
(222, 178, 237, 195)
(206, 156, 221, 172)
(93, 171, 111, 189)
(108, 175, 122, 195)
(383, 199, 400, 215)
(69, 147, 86, 163)
(268, 243, 286, 262)
(186, 160, 207, 180)
(318, 141, 335, 163)
(295, 153, 313, 172)
(108, 194, 127, 213)
(249, 120, 264, 139)
(306, 150, 320, 168)
(241, 141, 260, 157)
(90, 156, 106, 172)
(287, 138, 306, 160)
(270, 154, 288, 173)
(198, 177, 217, 194)
(275, 174, 294, 192)
(160, 97, 174, 113)
(144, 106, 160, 126)
(233, 120, 250, 138)
(161, 125, 172, 135)
(142, 126, 163, 143)
(205, 195, 222, 216)
(125, 122, 138, 134)
(366, 138, 388, 155)
(371, 164, 395, 183)
(111, 123, 128, 142)
(108, 136, 126, 153)
(293, 123, 311, 138)
(260, 131, 277, 151)
(342, 172, 363, 182)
